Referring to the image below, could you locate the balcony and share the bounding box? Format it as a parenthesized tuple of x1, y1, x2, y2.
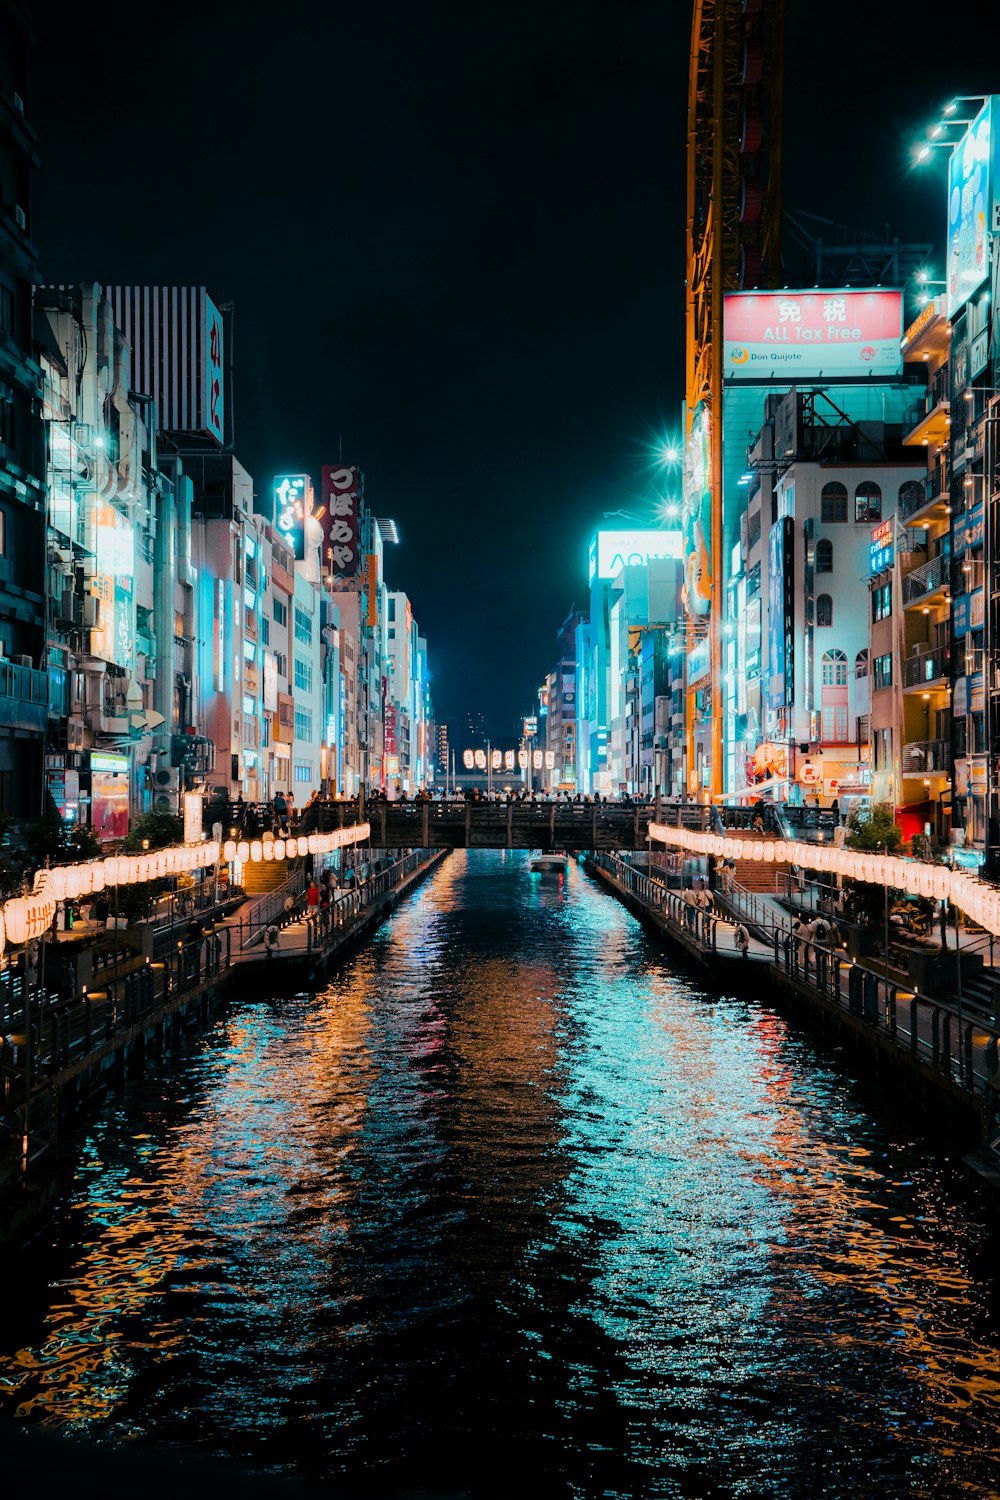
(0, 660, 49, 735)
(900, 470, 950, 527)
(902, 647, 950, 691)
(902, 552, 949, 608)
(903, 371, 950, 451)
(902, 738, 950, 776)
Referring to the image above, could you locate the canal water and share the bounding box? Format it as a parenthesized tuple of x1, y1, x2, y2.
(1, 850, 1000, 1498)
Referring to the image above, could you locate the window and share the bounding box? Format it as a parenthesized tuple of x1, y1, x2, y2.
(261, 617, 270, 645)
(273, 598, 288, 626)
(294, 761, 313, 784)
(815, 538, 833, 573)
(899, 479, 923, 514)
(822, 648, 848, 687)
(0, 284, 13, 335)
(855, 481, 882, 522)
(821, 482, 848, 523)
(816, 593, 833, 627)
(275, 651, 287, 679)
(871, 582, 892, 622)
(855, 648, 869, 679)
(746, 561, 761, 597)
(821, 704, 849, 742)
(873, 653, 893, 691)
(388, 596, 396, 621)
(294, 709, 313, 741)
(388, 627, 396, 639)
(294, 656, 312, 694)
(294, 605, 313, 644)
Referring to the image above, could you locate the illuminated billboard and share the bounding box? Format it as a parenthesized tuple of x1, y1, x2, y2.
(947, 100, 992, 317)
(682, 403, 711, 618)
(273, 475, 312, 561)
(723, 290, 903, 380)
(589, 528, 682, 586)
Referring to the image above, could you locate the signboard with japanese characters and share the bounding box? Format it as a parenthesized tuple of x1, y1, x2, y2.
(723, 290, 903, 380)
(869, 518, 894, 576)
(321, 465, 362, 579)
(273, 475, 311, 561)
(202, 293, 225, 443)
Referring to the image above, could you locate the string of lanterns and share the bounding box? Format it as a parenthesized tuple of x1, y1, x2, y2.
(648, 822, 1000, 936)
(0, 823, 371, 955)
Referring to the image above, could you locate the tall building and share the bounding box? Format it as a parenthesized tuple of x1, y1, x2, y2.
(0, 1, 47, 816)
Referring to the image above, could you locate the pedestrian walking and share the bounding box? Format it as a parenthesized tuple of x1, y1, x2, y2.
(306, 879, 320, 910)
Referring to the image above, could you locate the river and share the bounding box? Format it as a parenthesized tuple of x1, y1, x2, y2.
(1, 850, 999, 1498)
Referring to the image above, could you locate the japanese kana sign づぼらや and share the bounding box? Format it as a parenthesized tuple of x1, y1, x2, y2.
(321, 465, 362, 578)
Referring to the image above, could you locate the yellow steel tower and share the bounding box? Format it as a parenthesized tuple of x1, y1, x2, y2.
(684, 0, 783, 797)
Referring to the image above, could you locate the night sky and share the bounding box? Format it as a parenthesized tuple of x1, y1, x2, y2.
(31, 0, 990, 742)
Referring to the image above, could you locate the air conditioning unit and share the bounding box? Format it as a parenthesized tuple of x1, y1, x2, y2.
(153, 768, 178, 791)
(80, 595, 100, 628)
(13, 654, 31, 668)
(60, 589, 76, 622)
(14, 205, 25, 231)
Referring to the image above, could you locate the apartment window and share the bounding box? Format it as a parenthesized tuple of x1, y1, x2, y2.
(855, 482, 882, 522)
(821, 648, 848, 687)
(871, 582, 892, 622)
(273, 598, 288, 626)
(294, 656, 312, 693)
(821, 482, 848, 523)
(899, 479, 924, 513)
(388, 627, 396, 639)
(815, 538, 833, 573)
(294, 708, 313, 741)
(275, 652, 287, 678)
(873, 653, 893, 691)
(294, 761, 313, 784)
(746, 561, 761, 597)
(294, 605, 312, 644)
(0, 284, 13, 334)
(816, 593, 833, 627)
(261, 617, 270, 645)
(821, 704, 849, 742)
(855, 649, 869, 679)
(388, 596, 396, 621)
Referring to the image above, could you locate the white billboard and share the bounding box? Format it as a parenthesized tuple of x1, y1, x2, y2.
(589, 528, 682, 585)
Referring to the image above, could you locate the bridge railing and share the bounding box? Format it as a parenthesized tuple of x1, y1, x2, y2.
(591, 852, 721, 951)
(303, 850, 432, 952)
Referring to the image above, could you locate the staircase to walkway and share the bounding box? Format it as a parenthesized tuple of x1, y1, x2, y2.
(241, 857, 291, 895)
(730, 832, 790, 894)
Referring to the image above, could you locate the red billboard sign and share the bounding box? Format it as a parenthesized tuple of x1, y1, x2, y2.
(320, 465, 362, 578)
(724, 290, 903, 380)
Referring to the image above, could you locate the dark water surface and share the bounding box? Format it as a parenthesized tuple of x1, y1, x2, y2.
(2, 851, 1000, 1498)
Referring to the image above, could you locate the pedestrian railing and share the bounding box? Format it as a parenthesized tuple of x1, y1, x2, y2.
(591, 852, 721, 951)
(303, 850, 431, 953)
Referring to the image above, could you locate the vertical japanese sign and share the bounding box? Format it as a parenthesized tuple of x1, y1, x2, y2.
(202, 292, 224, 443)
(384, 703, 397, 754)
(320, 465, 362, 578)
(767, 517, 794, 711)
(273, 475, 311, 561)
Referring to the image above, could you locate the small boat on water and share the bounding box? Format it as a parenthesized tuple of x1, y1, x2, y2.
(529, 851, 568, 873)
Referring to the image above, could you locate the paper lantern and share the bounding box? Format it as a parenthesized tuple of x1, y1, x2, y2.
(237, 842, 250, 864)
(49, 868, 67, 902)
(262, 840, 274, 861)
(91, 864, 105, 893)
(64, 867, 81, 900)
(250, 840, 263, 863)
(224, 840, 237, 863)
(750, 842, 764, 862)
(4, 899, 27, 946)
(272, 839, 284, 861)
(931, 868, 950, 901)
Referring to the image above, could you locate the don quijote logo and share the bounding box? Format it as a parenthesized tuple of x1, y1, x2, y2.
(860, 345, 877, 362)
(730, 346, 749, 365)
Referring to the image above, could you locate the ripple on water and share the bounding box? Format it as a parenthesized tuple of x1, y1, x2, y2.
(0, 851, 998, 1498)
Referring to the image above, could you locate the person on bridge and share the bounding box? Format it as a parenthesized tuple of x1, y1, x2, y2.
(306, 880, 320, 910)
(273, 789, 289, 833)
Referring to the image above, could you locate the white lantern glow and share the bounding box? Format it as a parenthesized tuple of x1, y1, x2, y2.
(237, 842, 250, 864)
(274, 839, 286, 861)
(250, 840, 263, 863)
(224, 840, 237, 863)
(49, 868, 67, 902)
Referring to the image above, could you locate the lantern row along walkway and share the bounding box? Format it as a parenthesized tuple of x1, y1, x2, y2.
(0, 825, 372, 958)
(586, 853, 1000, 1188)
(0, 833, 444, 1248)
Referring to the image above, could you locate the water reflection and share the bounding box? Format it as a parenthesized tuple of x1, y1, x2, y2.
(0, 851, 998, 1495)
